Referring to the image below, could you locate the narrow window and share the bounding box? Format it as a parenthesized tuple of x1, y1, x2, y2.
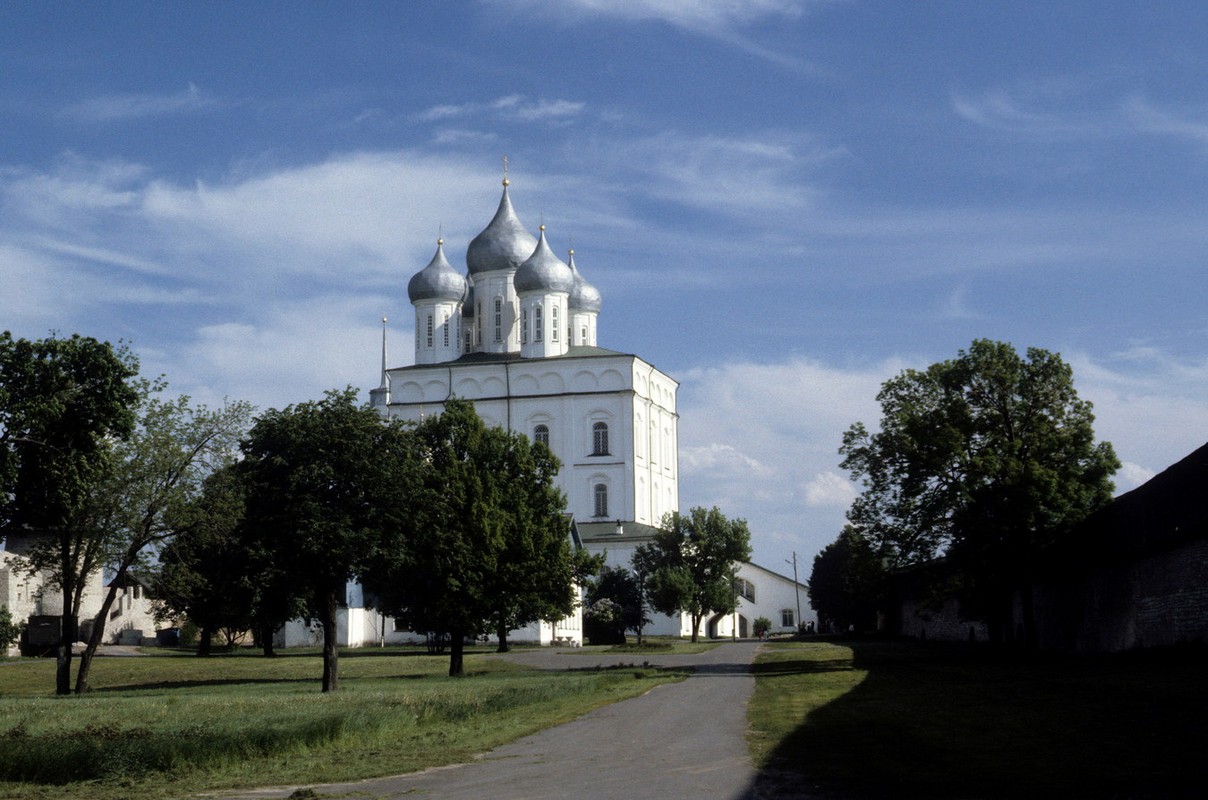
(494, 297, 503, 343)
(593, 483, 608, 517)
(535, 306, 544, 342)
(781, 609, 795, 628)
(521, 308, 528, 344)
(581, 326, 587, 345)
(592, 422, 609, 455)
(442, 312, 450, 347)
(534, 424, 549, 447)
(552, 306, 559, 341)
(426, 314, 433, 348)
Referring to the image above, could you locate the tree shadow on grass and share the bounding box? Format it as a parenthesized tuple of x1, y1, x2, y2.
(746, 638, 1208, 800)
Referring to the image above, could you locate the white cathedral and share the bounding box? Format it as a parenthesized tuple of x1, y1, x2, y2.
(282, 173, 810, 648)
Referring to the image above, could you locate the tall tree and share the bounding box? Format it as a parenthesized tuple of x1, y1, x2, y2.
(643, 507, 752, 643)
(154, 463, 301, 657)
(73, 393, 253, 692)
(839, 339, 1119, 645)
(366, 398, 577, 676)
(807, 525, 884, 633)
(238, 388, 418, 692)
(0, 332, 140, 695)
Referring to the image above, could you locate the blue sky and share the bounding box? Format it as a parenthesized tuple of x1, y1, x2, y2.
(4, 1, 1208, 575)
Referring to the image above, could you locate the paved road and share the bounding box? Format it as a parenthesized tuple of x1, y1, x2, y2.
(218, 641, 763, 800)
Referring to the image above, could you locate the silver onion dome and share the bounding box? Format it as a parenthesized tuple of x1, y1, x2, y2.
(567, 250, 602, 314)
(515, 227, 574, 294)
(407, 240, 467, 303)
(465, 184, 538, 276)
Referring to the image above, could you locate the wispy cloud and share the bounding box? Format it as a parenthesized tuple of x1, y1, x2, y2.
(415, 94, 586, 125)
(1124, 96, 1208, 147)
(63, 83, 219, 123)
(490, 0, 825, 71)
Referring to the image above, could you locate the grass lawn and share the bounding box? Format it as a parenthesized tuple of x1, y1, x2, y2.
(0, 645, 682, 800)
(747, 638, 1208, 799)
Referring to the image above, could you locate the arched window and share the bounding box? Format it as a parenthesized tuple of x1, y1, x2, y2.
(535, 306, 544, 342)
(592, 422, 609, 455)
(426, 314, 433, 348)
(552, 306, 559, 341)
(593, 483, 608, 517)
(442, 312, 450, 347)
(533, 424, 549, 447)
(521, 308, 528, 344)
(494, 297, 503, 343)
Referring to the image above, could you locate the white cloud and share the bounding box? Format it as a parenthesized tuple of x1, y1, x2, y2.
(680, 442, 772, 476)
(414, 94, 586, 125)
(803, 471, 856, 507)
(64, 84, 218, 123)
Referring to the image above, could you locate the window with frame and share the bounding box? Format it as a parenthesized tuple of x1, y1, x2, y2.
(442, 312, 450, 347)
(735, 578, 755, 603)
(581, 326, 587, 345)
(494, 297, 503, 342)
(592, 422, 609, 455)
(426, 314, 433, 348)
(781, 609, 795, 628)
(593, 483, 608, 517)
(533, 424, 549, 447)
(552, 306, 559, 341)
(535, 306, 544, 342)
(521, 308, 528, 344)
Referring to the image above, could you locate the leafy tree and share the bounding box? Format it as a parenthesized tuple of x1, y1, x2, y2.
(584, 565, 648, 645)
(643, 507, 752, 643)
(238, 388, 419, 692)
(807, 525, 885, 633)
(839, 339, 1119, 645)
(72, 392, 253, 692)
(366, 398, 576, 676)
(0, 332, 140, 694)
(0, 605, 22, 654)
(155, 464, 301, 656)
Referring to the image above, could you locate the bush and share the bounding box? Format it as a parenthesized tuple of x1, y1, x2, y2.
(753, 617, 772, 638)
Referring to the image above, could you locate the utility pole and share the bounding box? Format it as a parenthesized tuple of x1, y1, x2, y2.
(786, 552, 802, 631)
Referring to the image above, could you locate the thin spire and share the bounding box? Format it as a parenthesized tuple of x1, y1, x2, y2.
(379, 315, 388, 389)
(502, 154, 509, 187)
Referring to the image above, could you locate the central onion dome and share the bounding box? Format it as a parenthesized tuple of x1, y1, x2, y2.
(407, 239, 467, 303)
(514, 227, 574, 294)
(567, 250, 602, 313)
(465, 183, 538, 276)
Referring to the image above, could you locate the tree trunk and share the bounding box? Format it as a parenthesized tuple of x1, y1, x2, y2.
(496, 616, 510, 653)
(260, 624, 276, 657)
(75, 582, 122, 694)
(690, 611, 701, 643)
(320, 588, 339, 693)
(1020, 585, 1038, 651)
(449, 627, 465, 677)
(56, 614, 76, 696)
(198, 626, 214, 656)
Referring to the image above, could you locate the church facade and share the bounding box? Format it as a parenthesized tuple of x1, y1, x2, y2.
(280, 174, 809, 648)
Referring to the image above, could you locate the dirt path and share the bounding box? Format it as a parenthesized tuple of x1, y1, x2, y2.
(217, 641, 763, 800)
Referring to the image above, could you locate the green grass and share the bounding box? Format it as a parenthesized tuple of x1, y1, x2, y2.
(602, 637, 719, 655)
(0, 646, 683, 800)
(747, 638, 1208, 798)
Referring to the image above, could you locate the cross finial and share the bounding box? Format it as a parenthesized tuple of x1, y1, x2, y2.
(502, 154, 509, 187)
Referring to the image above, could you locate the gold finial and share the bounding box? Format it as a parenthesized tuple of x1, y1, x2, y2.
(502, 154, 510, 187)
(438, 224, 443, 246)
(382, 315, 387, 325)
(539, 224, 546, 232)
